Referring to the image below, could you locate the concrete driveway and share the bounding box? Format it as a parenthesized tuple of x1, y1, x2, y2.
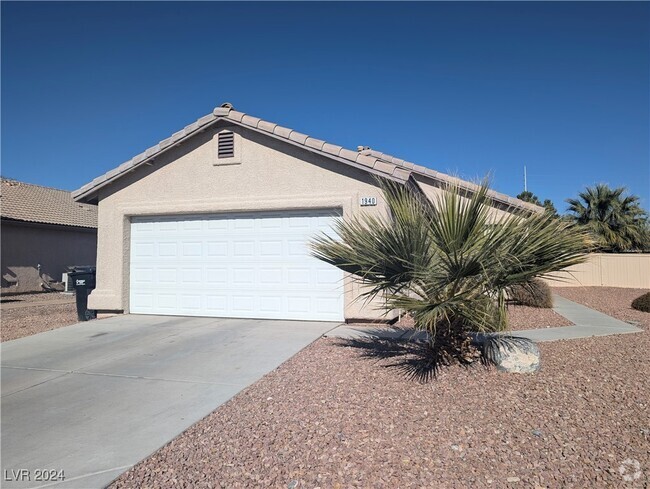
(1, 315, 337, 488)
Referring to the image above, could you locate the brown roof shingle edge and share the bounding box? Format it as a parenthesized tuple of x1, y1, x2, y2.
(72, 105, 543, 214)
(2, 178, 98, 228)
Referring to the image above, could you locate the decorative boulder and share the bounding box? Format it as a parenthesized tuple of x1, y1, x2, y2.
(471, 334, 541, 373)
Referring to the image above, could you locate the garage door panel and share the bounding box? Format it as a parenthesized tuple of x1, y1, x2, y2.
(133, 242, 155, 258)
(206, 267, 227, 284)
(232, 295, 255, 312)
(156, 294, 178, 310)
(207, 241, 228, 257)
(259, 295, 283, 313)
(259, 268, 282, 285)
(206, 295, 227, 312)
(132, 267, 154, 285)
(287, 296, 310, 314)
(232, 268, 255, 285)
(233, 241, 255, 256)
(131, 293, 154, 309)
(130, 210, 343, 321)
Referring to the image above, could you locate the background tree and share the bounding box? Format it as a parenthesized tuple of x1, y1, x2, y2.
(517, 191, 559, 218)
(516, 190, 541, 205)
(566, 184, 649, 252)
(542, 199, 558, 218)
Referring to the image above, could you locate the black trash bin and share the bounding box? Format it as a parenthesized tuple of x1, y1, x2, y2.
(68, 266, 97, 321)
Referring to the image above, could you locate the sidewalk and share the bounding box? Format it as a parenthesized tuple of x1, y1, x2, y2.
(325, 295, 643, 342)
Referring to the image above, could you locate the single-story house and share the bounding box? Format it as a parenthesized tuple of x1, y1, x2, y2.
(1, 178, 98, 294)
(73, 104, 540, 322)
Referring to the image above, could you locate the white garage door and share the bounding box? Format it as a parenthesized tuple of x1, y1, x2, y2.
(129, 210, 344, 321)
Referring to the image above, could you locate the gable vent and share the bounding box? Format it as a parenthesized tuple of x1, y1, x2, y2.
(218, 131, 235, 158)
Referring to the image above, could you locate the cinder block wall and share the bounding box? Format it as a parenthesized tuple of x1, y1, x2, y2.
(1, 221, 97, 294)
(544, 253, 650, 289)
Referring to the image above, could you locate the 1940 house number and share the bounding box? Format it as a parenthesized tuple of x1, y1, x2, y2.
(360, 197, 377, 206)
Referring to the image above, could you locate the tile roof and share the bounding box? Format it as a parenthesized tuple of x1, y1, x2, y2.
(73, 104, 543, 214)
(1, 178, 97, 228)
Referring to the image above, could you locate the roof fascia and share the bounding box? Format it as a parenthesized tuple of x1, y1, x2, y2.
(409, 173, 541, 215)
(73, 116, 406, 203)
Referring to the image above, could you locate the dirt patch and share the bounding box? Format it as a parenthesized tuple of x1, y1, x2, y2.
(111, 292, 649, 488)
(1, 292, 80, 342)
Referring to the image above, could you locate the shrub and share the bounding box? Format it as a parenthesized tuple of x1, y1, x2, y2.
(631, 292, 650, 313)
(508, 279, 553, 309)
(312, 179, 589, 374)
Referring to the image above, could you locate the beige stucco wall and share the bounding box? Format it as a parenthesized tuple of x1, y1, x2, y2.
(1, 220, 97, 294)
(544, 253, 650, 289)
(413, 175, 515, 222)
(89, 123, 392, 320)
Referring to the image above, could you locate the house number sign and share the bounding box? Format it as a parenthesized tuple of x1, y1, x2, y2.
(360, 196, 377, 206)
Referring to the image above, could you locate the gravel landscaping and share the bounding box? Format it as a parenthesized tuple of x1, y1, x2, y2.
(366, 303, 573, 333)
(1, 292, 79, 342)
(507, 304, 573, 330)
(111, 288, 649, 488)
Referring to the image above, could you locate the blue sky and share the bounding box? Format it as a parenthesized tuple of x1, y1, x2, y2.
(2, 1, 649, 212)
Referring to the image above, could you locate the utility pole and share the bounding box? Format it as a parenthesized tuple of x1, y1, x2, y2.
(524, 165, 527, 192)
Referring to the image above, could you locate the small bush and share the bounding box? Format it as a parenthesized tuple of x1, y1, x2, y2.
(508, 279, 553, 308)
(631, 292, 650, 313)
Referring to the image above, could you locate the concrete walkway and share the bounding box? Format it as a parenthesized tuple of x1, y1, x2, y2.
(325, 295, 643, 342)
(510, 295, 642, 342)
(1, 315, 336, 489)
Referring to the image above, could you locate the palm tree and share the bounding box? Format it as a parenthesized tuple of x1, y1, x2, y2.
(311, 179, 590, 363)
(566, 184, 649, 252)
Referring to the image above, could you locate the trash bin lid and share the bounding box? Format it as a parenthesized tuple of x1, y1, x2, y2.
(70, 266, 96, 273)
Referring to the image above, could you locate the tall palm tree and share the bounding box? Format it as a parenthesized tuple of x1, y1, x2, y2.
(311, 179, 590, 355)
(566, 184, 649, 252)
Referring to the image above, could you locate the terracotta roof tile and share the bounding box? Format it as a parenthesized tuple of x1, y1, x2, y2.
(159, 137, 174, 149)
(272, 125, 293, 139)
(322, 143, 343, 156)
(393, 167, 411, 180)
(305, 137, 326, 151)
(355, 154, 378, 168)
(212, 107, 231, 117)
(227, 110, 246, 122)
(338, 148, 359, 162)
(257, 120, 277, 133)
(197, 114, 215, 126)
(373, 160, 397, 175)
(2, 178, 97, 228)
(241, 115, 262, 128)
(288, 131, 309, 145)
(184, 121, 199, 133)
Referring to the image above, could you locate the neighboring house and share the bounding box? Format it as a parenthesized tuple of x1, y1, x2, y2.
(1, 179, 98, 294)
(73, 104, 540, 322)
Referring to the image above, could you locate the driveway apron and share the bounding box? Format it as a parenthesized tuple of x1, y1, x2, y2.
(1, 315, 337, 488)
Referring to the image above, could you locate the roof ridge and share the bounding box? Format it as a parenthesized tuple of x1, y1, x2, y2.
(1, 177, 77, 194)
(2, 177, 98, 228)
(72, 104, 543, 213)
